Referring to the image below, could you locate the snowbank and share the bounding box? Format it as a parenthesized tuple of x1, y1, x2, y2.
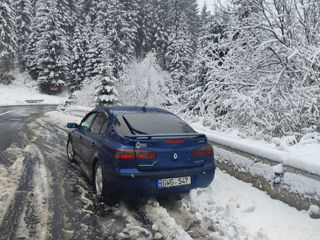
(191, 123, 320, 176)
(185, 169, 320, 240)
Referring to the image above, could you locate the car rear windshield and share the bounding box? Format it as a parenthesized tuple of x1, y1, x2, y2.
(114, 113, 196, 135)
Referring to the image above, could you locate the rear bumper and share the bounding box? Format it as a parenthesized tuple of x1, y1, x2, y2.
(106, 167, 215, 196)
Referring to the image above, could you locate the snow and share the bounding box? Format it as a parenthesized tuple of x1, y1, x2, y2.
(186, 169, 320, 240)
(0, 144, 24, 224)
(191, 122, 320, 176)
(144, 199, 193, 240)
(0, 72, 66, 106)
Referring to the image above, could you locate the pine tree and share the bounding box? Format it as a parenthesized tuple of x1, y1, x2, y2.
(25, 17, 40, 80)
(148, 0, 171, 67)
(166, 13, 193, 94)
(34, 0, 69, 94)
(92, 17, 118, 106)
(15, 0, 33, 71)
(0, 0, 16, 79)
(107, 0, 135, 78)
(94, 60, 118, 106)
(70, 24, 86, 91)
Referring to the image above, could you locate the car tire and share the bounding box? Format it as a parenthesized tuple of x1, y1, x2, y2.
(67, 139, 75, 162)
(94, 162, 117, 205)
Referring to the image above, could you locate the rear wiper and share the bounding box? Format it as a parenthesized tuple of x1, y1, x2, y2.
(122, 116, 147, 135)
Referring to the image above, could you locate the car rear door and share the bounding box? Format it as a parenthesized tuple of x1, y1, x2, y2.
(74, 112, 97, 163)
(81, 112, 108, 170)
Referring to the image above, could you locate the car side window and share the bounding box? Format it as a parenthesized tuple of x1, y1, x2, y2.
(91, 113, 107, 136)
(80, 113, 97, 131)
(99, 118, 108, 136)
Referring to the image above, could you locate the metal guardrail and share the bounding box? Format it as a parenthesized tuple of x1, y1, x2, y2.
(208, 140, 320, 182)
(25, 100, 44, 103)
(208, 140, 320, 218)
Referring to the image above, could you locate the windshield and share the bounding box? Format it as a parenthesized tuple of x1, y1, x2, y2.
(114, 113, 196, 135)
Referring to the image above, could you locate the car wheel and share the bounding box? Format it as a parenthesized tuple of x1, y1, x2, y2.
(94, 162, 104, 199)
(67, 139, 75, 162)
(94, 162, 117, 205)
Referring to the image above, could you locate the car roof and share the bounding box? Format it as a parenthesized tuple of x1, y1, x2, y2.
(94, 106, 172, 116)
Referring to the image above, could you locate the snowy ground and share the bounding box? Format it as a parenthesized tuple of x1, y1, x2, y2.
(46, 110, 320, 240)
(0, 73, 66, 106)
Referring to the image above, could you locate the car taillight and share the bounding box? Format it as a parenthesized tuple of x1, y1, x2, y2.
(192, 145, 213, 157)
(114, 149, 156, 160)
(114, 149, 136, 160)
(135, 149, 156, 160)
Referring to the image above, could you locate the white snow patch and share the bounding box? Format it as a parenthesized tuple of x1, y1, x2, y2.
(45, 110, 83, 126)
(144, 199, 192, 240)
(184, 169, 320, 240)
(0, 83, 65, 106)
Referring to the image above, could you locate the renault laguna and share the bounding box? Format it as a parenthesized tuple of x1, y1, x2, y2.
(66, 106, 215, 203)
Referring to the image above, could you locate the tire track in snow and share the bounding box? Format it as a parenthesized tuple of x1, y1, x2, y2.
(0, 149, 38, 240)
(28, 117, 122, 239)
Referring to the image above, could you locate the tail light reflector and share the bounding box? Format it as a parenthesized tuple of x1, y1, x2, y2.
(165, 139, 185, 144)
(192, 145, 213, 157)
(114, 149, 156, 160)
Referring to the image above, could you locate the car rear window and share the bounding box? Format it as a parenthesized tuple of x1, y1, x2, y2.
(114, 113, 196, 135)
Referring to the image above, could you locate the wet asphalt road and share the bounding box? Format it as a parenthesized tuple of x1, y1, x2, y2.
(0, 105, 57, 152)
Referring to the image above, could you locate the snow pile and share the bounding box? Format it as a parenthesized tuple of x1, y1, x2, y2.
(183, 169, 320, 240)
(144, 199, 192, 240)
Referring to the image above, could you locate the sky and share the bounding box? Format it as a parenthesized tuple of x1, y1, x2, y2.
(197, 0, 216, 13)
(197, 0, 228, 13)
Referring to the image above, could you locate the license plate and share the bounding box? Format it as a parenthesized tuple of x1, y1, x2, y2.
(157, 176, 191, 188)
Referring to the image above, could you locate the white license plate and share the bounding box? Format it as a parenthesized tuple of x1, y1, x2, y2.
(157, 176, 191, 188)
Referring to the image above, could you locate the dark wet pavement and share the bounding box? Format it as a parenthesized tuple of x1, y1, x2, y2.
(0, 105, 57, 152)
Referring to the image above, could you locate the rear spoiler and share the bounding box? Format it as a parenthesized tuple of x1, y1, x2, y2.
(124, 133, 206, 140)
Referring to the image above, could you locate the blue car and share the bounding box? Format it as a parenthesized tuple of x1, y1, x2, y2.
(67, 106, 215, 202)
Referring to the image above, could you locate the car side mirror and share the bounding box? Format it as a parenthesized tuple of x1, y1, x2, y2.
(67, 122, 79, 129)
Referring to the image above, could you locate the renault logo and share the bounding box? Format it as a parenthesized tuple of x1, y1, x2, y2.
(173, 153, 178, 160)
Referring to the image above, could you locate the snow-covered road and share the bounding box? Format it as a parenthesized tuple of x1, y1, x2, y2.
(0, 108, 319, 240)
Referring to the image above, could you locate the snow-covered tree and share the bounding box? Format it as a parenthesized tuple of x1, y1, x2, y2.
(0, 0, 16, 78)
(118, 51, 171, 107)
(166, 13, 193, 94)
(15, 0, 33, 71)
(107, 0, 135, 78)
(189, 0, 320, 140)
(92, 17, 118, 106)
(34, 0, 69, 94)
(70, 24, 87, 91)
(94, 62, 118, 106)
